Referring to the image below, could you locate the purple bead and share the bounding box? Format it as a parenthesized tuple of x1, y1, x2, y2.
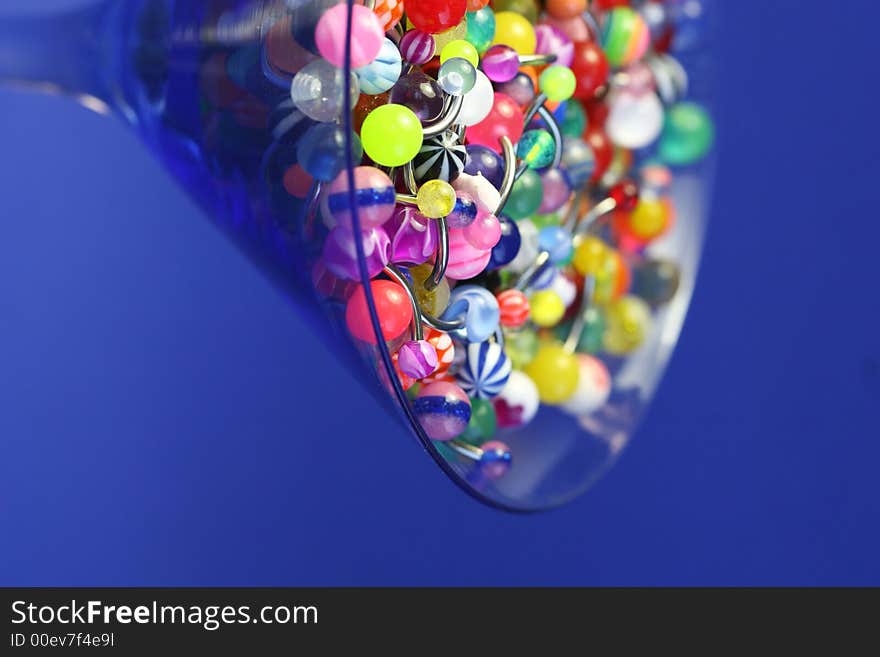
(385, 205, 438, 265)
(398, 29, 435, 65)
(496, 72, 536, 106)
(534, 24, 573, 68)
(480, 45, 519, 83)
(322, 225, 390, 280)
(538, 168, 572, 214)
(389, 71, 445, 122)
(464, 145, 504, 189)
(397, 340, 439, 379)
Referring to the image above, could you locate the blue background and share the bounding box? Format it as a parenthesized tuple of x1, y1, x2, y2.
(1, 1, 878, 585)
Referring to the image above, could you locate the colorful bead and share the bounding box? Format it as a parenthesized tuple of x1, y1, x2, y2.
(497, 289, 530, 328)
(481, 44, 520, 83)
(446, 227, 493, 279)
(398, 29, 436, 65)
(413, 132, 467, 184)
(407, 0, 467, 35)
(534, 24, 574, 68)
(457, 341, 512, 399)
(361, 104, 423, 167)
(458, 70, 495, 126)
(496, 72, 537, 106)
(538, 225, 573, 265)
(290, 58, 358, 122)
(546, 0, 586, 19)
(372, 0, 404, 31)
(491, 11, 537, 54)
(539, 65, 577, 103)
(524, 341, 579, 404)
(416, 180, 457, 219)
(389, 71, 444, 122)
(354, 37, 402, 95)
(517, 129, 556, 169)
(559, 354, 611, 416)
(322, 226, 390, 280)
(463, 146, 505, 189)
(465, 7, 496, 54)
(442, 285, 500, 343)
(447, 194, 479, 228)
(570, 40, 609, 101)
(658, 102, 715, 166)
(325, 166, 395, 230)
(460, 397, 497, 445)
(529, 290, 565, 327)
(600, 7, 650, 69)
(462, 210, 501, 249)
(437, 58, 478, 96)
(452, 172, 501, 213)
(413, 381, 472, 441)
(466, 93, 524, 150)
(479, 441, 512, 480)
(440, 39, 480, 68)
(504, 168, 543, 220)
(345, 279, 413, 344)
(385, 206, 438, 265)
(397, 340, 439, 379)
(315, 3, 385, 69)
(492, 370, 540, 429)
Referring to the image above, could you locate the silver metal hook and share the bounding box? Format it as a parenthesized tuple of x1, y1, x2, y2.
(423, 95, 464, 138)
(383, 263, 425, 342)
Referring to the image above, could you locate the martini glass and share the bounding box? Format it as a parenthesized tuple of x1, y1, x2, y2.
(0, 0, 715, 511)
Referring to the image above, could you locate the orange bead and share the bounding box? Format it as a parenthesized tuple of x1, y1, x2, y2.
(546, 0, 587, 20)
(466, 0, 491, 9)
(372, 0, 405, 31)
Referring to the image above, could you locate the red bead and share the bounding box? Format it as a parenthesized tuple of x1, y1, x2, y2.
(584, 126, 613, 184)
(609, 178, 640, 212)
(407, 0, 467, 34)
(569, 41, 609, 101)
(497, 289, 530, 328)
(345, 280, 413, 344)
(465, 93, 525, 151)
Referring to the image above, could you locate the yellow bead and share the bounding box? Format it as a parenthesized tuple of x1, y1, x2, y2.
(524, 342, 580, 404)
(416, 180, 457, 219)
(491, 11, 536, 55)
(440, 40, 480, 68)
(529, 290, 565, 327)
(603, 295, 653, 355)
(572, 236, 608, 276)
(409, 263, 450, 315)
(630, 198, 671, 240)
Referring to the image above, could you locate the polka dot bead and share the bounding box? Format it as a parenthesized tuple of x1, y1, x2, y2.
(315, 3, 385, 69)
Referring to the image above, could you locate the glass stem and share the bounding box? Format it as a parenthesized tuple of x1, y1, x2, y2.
(0, 1, 116, 113)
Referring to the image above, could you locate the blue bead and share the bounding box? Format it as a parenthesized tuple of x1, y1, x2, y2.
(487, 215, 521, 270)
(464, 145, 504, 189)
(296, 123, 362, 182)
(442, 285, 500, 344)
(538, 225, 573, 264)
(354, 38, 402, 95)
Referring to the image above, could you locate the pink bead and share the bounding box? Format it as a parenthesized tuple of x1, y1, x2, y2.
(542, 15, 591, 43)
(398, 29, 436, 65)
(315, 4, 384, 69)
(326, 166, 396, 229)
(534, 24, 574, 68)
(446, 226, 492, 280)
(481, 45, 520, 83)
(465, 93, 524, 151)
(538, 168, 572, 213)
(414, 381, 471, 441)
(462, 210, 502, 250)
(397, 340, 439, 379)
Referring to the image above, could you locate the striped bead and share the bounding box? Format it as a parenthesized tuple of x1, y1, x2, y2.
(457, 341, 512, 400)
(394, 327, 455, 389)
(399, 29, 436, 65)
(496, 289, 530, 328)
(412, 132, 467, 183)
(372, 0, 404, 31)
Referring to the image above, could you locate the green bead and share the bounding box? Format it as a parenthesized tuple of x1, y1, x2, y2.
(465, 8, 496, 54)
(361, 103, 424, 167)
(505, 168, 543, 219)
(517, 129, 556, 169)
(531, 212, 560, 230)
(504, 328, 540, 369)
(460, 398, 497, 445)
(553, 306, 606, 354)
(658, 102, 714, 166)
(539, 65, 576, 103)
(561, 100, 587, 138)
(440, 39, 480, 67)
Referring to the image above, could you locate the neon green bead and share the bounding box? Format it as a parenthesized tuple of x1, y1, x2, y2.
(440, 39, 480, 68)
(524, 341, 579, 404)
(529, 290, 565, 328)
(416, 180, 457, 219)
(361, 104, 423, 167)
(539, 65, 576, 103)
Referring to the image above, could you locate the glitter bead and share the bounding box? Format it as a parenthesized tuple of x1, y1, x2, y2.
(517, 129, 556, 169)
(416, 180, 458, 218)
